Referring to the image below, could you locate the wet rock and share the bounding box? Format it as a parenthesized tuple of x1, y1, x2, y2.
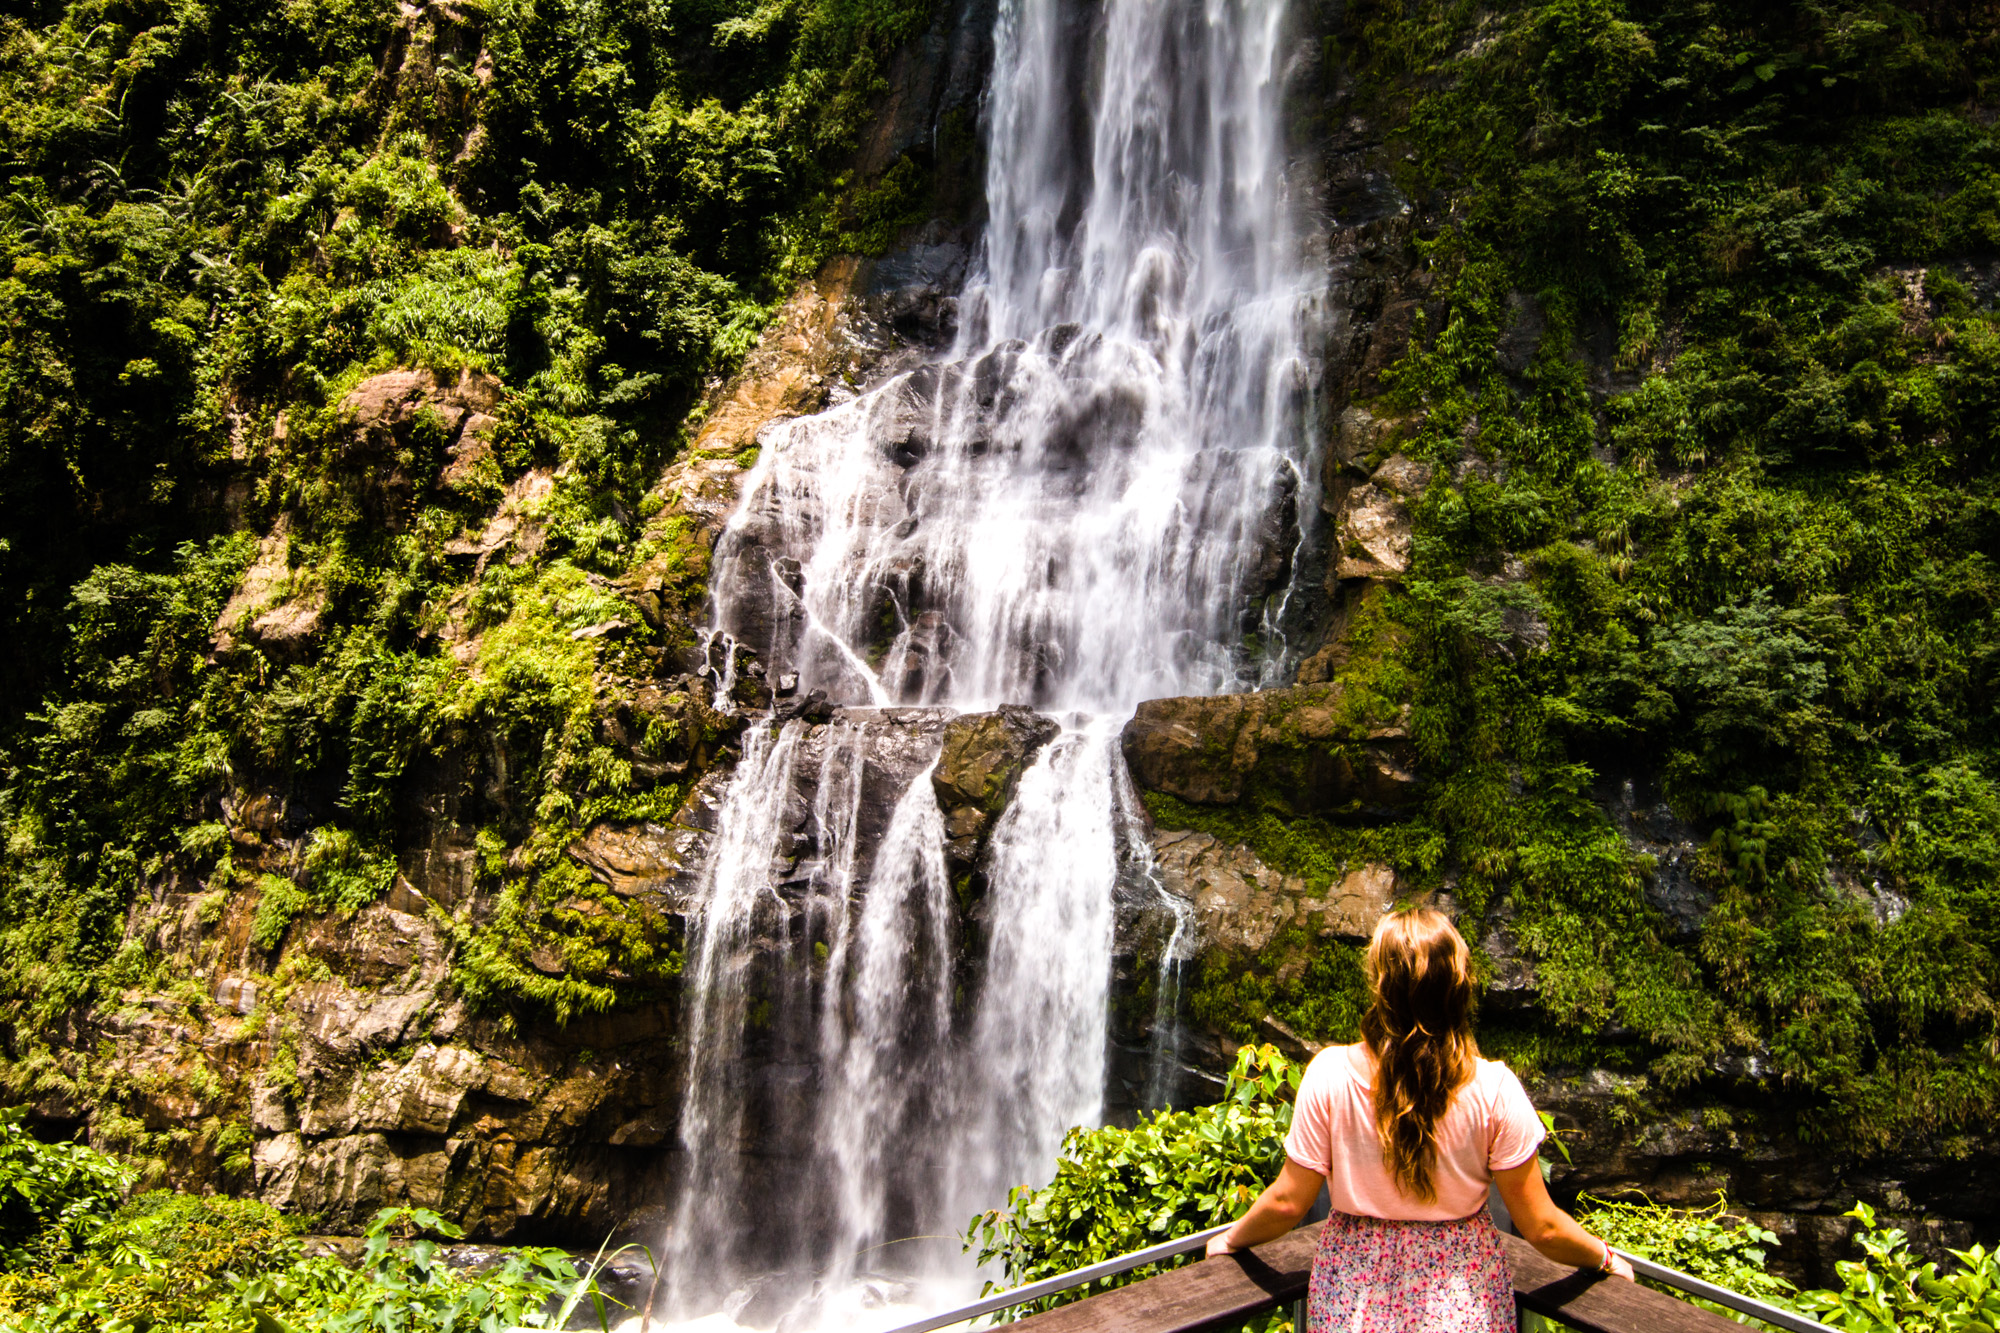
(930, 705, 1061, 870)
(863, 237, 969, 348)
(1121, 684, 1418, 818)
(933, 706, 1061, 818)
(773, 688, 834, 723)
(1295, 580, 1403, 686)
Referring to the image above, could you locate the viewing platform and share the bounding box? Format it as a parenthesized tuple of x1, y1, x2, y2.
(883, 1219, 1823, 1333)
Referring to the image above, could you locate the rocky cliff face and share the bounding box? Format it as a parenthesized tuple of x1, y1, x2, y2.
(32, 0, 1995, 1291)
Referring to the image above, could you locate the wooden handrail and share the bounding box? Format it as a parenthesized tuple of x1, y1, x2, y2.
(1003, 1222, 1753, 1333)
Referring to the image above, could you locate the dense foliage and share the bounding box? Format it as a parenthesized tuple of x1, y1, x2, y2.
(0, 1114, 624, 1331)
(1800, 1202, 2000, 1332)
(1175, 0, 2000, 1157)
(0, 0, 939, 1143)
(1572, 1191, 1796, 1320)
(967, 1045, 1301, 1320)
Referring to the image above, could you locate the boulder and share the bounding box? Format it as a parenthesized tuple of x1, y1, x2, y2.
(1121, 684, 1418, 818)
(566, 821, 705, 907)
(1333, 482, 1413, 580)
(931, 705, 1062, 861)
(1152, 830, 1399, 952)
(210, 519, 324, 662)
(337, 367, 506, 528)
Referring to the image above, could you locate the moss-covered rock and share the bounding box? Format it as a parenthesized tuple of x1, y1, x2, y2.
(1120, 684, 1418, 818)
(931, 704, 1061, 864)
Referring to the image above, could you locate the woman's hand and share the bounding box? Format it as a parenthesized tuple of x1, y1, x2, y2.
(1492, 1159, 1636, 1280)
(1205, 1232, 1240, 1258)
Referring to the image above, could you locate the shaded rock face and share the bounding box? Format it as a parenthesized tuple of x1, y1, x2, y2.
(1535, 1069, 2000, 1289)
(105, 874, 689, 1240)
(84, 642, 749, 1238)
(1599, 773, 1713, 941)
(1121, 684, 1418, 818)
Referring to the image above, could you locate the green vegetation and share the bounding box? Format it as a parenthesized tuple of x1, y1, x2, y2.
(0, 0, 942, 1089)
(1800, 1202, 2000, 1332)
(0, 1114, 627, 1330)
(967, 1045, 1301, 1323)
(1574, 1192, 1796, 1321)
(1155, 0, 2000, 1155)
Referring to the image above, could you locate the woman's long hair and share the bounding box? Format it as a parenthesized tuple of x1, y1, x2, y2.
(1359, 907, 1479, 1203)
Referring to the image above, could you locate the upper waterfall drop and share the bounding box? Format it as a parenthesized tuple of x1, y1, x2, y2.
(666, 0, 1321, 1324)
(715, 0, 1316, 713)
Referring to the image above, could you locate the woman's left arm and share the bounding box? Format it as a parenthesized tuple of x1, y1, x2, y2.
(1205, 1159, 1327, 1257)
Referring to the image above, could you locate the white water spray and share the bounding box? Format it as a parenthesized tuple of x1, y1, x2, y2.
(665, 0, 1318, 1324)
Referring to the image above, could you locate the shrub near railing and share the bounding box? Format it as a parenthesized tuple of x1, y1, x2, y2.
(1573, 1192, 1796, 1324)
(966, 1044, 1302, 1323)
(1796, 1203, 2000, 1333)
(965, 1057, 2000, 1333)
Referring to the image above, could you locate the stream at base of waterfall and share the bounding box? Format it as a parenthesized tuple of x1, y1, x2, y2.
(644, 0, 1323, 1328)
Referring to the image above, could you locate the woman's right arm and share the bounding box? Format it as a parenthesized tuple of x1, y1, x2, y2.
(1491, 1160, 1635, 1281)
(1205, 1159, 1326, 1256)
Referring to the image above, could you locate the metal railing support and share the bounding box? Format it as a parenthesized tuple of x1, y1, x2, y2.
(1613, 1249, 1838, 1333)
(879, 1224, 1232, 1333)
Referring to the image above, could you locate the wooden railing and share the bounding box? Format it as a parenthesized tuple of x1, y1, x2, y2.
(885, 1221, 1834, 1333)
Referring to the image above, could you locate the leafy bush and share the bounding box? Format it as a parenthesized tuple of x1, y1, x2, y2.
(966, 1044, 1300, 1319)
(1573, 1192, 1795, 1322)
(1798, 1202, 2000, 1333)
(0, 1192, 629, 1333)
(0, 1108, 132, 1258)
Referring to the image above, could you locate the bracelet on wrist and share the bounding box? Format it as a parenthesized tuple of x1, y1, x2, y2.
(1596, 1240, 1615, 1274)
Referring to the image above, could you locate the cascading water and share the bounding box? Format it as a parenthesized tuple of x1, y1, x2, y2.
(662, 0, 1319, 1325)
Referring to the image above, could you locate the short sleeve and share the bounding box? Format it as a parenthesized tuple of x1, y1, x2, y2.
(1486, 1064, 1547, 1172)
(1282, 1050, 1339, 1176)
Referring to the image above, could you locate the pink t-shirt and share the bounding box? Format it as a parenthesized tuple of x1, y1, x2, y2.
(1283, 1043, 1546, 1221)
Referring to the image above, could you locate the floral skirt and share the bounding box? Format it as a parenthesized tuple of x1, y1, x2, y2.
(1306, 1208, 1515, 1333)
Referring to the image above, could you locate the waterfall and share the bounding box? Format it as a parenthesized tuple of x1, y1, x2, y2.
(664, 0, 1317, 1324)
(664, 721, 808, 1294)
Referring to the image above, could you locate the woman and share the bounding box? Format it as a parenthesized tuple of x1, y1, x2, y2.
(1206, 907, 1634, 1331)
